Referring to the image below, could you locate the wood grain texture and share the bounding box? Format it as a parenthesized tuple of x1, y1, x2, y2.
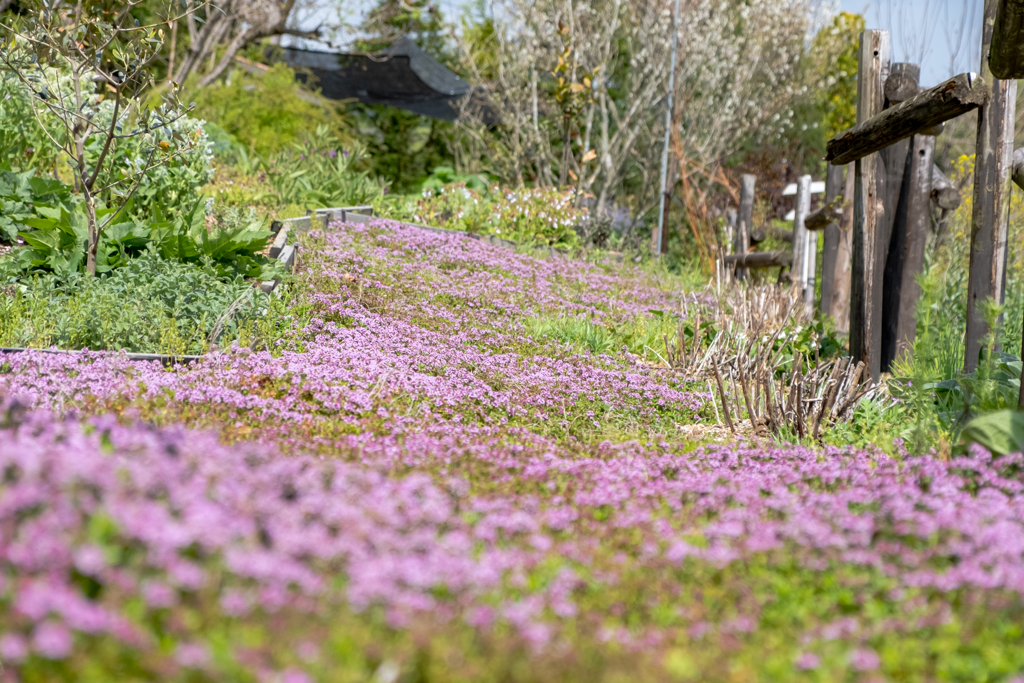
(990, 0, 1024, 79)
(966, 0, 1017, 373)
(827, 72, 986, 165)
(830, 168, 855, 334)
(894, 135, 936, 366)
(820, 164, 846, 317)
(849, 29, 890, 382)
(734, 174, 756, 280)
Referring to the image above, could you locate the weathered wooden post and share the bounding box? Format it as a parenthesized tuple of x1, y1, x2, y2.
(791, 175, 813, 315)
(889, 134, 938, 366)
(831, 169, 855, 333)
(965, 0, 1018, 373)
(1013, 148, 1024, 408)
(990, 0, 1024, 79)
(820, 163, 846, 318)
(881, 64, 920, 246)
(735, 174, 756, 281)
(849, 30, 890, 382)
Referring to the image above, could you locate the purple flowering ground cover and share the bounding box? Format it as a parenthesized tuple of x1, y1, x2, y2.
(2, 220, 1024, 682)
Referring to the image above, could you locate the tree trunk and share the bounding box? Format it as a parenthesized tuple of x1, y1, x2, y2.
(84, 193, 99, 276)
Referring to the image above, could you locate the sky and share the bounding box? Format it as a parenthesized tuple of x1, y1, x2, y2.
(840, 0, 984, 86)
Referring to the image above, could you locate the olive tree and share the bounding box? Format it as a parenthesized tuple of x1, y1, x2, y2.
(0, 0, 201, 274)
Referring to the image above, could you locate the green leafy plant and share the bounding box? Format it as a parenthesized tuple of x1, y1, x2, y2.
(188, 63, 354, 159)
(266, 126, 386, 208)
(0, 251, 271, 355)
(0, 168, 75, 243)
(8, 197, 277, 279)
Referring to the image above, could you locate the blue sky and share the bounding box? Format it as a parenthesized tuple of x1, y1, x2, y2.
(840, 0, 983, 86)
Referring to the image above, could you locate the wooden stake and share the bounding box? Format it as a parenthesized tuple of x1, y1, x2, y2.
(723, 251, 792, 269)
(931, 164, 962, 210)
(792, 175, 814, 317)
(966, 0, 1018, 373)
(820, 164, 846, 317)
(1012, 147, 1024, 189)
(850, 30, 891, 382)
(735, 174, 756, 281)
(893, 134, 937, 367)
(830, 168, 855, 334)
(880, 64, 920, 274)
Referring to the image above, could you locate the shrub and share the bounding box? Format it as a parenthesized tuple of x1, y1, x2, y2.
(265, 126, 386, 209)
(0, 169, 76, 244)
(0, 251, 271, 354)
(189, 63, 354, 158)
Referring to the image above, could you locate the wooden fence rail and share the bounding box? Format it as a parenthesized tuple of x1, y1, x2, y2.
(826, 72, 987, 166)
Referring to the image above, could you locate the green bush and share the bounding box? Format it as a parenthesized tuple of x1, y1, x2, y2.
(0, 251, 273, 354)
(0, 70, 63, 174)
(265, 125, 386, 208)
(189, 64, 354, 159)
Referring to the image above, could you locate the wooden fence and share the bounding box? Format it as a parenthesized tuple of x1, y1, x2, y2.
(723, 0, 1024, 398)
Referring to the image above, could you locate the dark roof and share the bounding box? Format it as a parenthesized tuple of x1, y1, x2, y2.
(282, 37, 486, 121)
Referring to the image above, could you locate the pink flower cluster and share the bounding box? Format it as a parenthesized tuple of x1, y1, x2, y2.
(1, 219, 1023, 677)
(0, 220, 704, 434)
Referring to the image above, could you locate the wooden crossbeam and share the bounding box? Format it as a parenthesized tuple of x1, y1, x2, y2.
(805, 199, 844, 232)
(722, 251, 792, 268)
(991, 0, 1024, 79)
(1013, 147, 1024, 190)
(826, 73, 987, 165)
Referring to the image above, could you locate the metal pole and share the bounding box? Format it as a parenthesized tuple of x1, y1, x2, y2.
(655, 0, 680, 254)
